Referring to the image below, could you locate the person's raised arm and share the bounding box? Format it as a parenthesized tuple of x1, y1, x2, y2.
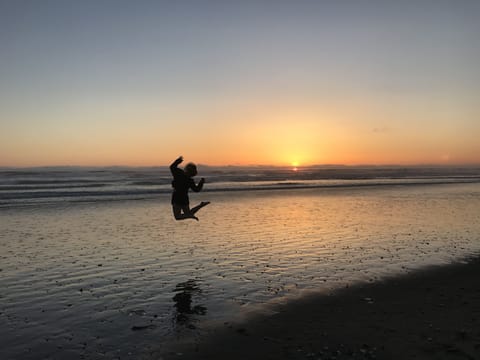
(170, 156, 183, 174)
(190, 177, 205, 192)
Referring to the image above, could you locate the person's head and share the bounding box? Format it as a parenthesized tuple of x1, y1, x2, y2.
(184, 163, 198, 177)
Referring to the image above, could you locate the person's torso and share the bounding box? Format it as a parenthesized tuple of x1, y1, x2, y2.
(172, 170, 193, 194)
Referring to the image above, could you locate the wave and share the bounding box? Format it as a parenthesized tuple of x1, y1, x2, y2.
(0, 184, 108, 191)
(1, 166, 480, 208)
(1, 177, 480, 208)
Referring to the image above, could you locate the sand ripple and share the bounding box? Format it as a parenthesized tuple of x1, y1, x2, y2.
(1, 183, 480, 359)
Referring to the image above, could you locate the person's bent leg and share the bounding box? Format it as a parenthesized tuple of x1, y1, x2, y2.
(172, 204, 194, 220)
(172, 204, 184, 220)
(172, 204, 198, 221)
(181, 204, 199, 221)
(191, 201, 210, 215)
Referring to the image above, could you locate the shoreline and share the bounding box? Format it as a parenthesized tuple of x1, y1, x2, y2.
(163, 257, 480, 359)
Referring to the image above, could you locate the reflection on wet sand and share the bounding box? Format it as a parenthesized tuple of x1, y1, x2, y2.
(173, 280, 207, 327)
(2, 184, 480, 359)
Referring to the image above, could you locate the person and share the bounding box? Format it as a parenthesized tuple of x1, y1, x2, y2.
(170, 156, 210, 221)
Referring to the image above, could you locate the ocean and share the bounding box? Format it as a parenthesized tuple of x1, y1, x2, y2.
(1, 165, 480, 207)
(1, 166, 480, 359)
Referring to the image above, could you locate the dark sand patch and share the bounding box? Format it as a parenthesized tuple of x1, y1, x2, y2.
(163, 258, 480, 359)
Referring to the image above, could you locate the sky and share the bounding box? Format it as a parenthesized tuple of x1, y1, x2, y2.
(1, 0, 479, 167)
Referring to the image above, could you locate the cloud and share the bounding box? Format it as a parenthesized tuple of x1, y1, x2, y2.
(372, 127, 390, 133)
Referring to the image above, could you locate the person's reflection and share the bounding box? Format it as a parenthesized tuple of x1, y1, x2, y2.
(172, 279, 207, 325)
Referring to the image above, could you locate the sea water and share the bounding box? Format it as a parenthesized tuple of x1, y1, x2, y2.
(1, 167, 480, 359)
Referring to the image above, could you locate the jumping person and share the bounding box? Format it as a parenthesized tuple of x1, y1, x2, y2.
(170, 156, 210, 221)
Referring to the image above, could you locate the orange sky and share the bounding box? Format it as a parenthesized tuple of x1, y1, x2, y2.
(1, 2, 479, 167)
(2, 95, 479, 167)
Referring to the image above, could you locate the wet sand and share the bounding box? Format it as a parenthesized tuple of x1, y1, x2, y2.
(165, 257, 480, 359)
(2, 184, 480, 359)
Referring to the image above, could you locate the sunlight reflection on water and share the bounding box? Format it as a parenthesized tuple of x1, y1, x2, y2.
(1, 183, 480, 359)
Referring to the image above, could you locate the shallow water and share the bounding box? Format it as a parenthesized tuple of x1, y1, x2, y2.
(1, 183, 480, 359)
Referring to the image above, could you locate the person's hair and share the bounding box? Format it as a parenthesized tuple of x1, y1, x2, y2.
(184, 163, 198, 177)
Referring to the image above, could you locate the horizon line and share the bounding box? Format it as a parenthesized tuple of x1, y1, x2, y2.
(1, 163, 480, 169)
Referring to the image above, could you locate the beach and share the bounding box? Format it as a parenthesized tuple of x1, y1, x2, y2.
(164, 257, 480, 359)
(1, 175, 480, 359)
(3, 0, 480, 357)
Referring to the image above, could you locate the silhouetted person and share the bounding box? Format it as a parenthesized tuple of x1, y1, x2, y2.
(170, 156, 210, 221)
